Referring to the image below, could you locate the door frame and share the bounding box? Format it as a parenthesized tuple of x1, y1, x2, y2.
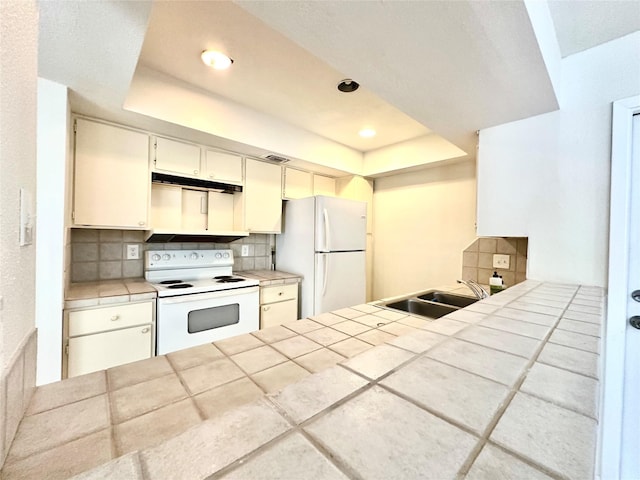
(600, 95, 640, 479)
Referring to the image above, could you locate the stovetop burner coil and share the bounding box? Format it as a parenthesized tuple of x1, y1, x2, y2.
(217, 278, 244, 283)
(167, 283, 193, 289)
(160, 280, 184, 285)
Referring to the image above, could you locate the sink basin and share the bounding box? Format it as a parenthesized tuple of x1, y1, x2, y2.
(384, 299, 457, 319)
(417, 290, 478, 308)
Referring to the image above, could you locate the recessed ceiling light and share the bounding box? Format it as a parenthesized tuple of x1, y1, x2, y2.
(201, 50, 233, 70)
(359, 128, 376, 138)
(337, 79, 359, 93)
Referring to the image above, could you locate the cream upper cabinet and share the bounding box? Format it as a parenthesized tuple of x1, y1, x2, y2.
(243, 159, 282, 233)
(73, 118, 150, 229)
(153, 137, 201, 177)
(283, 168, 313, 199)
(313, 174, 336, 196)
(204, 150, 243, 185)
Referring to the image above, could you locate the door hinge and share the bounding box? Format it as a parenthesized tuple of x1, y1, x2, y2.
(71, 211, 75, 220)
(73, 119, 77, 133)
(65, 344, 69, 356)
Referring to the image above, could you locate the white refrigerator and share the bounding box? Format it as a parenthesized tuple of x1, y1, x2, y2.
(276, 195, 367, 319)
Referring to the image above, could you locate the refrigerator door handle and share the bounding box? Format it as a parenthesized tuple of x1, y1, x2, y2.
(322, 254, 328, 297)
(323, 208, 331, 251)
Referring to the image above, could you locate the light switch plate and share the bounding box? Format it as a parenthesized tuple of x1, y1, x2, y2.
(19, 188, 34, 247)
(493, 254, 510, 269)
(241, 245, 249, 257)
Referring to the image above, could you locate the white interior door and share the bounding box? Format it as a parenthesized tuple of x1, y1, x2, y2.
(314, 252, 365, 315)
(602, 97, 640, 479)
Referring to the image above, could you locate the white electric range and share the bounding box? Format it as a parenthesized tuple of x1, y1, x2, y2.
(145, 249, 259, 355)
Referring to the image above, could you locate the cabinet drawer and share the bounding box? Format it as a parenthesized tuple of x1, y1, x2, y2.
(261, 299, 297, 329)
(69, 301, 153, 336)
(260, 283, 298, 304)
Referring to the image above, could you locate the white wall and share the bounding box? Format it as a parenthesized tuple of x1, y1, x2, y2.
(477, 32, 640, 287)
(372, 160, 477, 300)
(0, 0, 38, 371)
(36, 79, 69, 385)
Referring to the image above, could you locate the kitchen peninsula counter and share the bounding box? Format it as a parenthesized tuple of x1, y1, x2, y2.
(6, 280, 603, 479)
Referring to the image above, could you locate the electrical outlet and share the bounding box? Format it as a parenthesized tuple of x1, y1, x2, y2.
(126, 244, 140, 260)
(241, 245, 249, 257)
(493, 254, 510, 269)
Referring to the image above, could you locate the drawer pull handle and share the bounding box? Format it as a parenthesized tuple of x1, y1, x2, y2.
(110, 315, 120, 321)
(263, 306, 270, 311)
(278, 292, 283, 296)
(141, 327, 150, 333)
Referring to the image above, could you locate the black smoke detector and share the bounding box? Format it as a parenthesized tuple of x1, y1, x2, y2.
(337, 79, 359, 93)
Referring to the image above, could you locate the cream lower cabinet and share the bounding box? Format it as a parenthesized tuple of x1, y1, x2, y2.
(65, 300, 155, 378)
(260, 283, 298, 329)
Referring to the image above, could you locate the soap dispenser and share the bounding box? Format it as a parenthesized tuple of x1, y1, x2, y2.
(489, 271, 504, 295)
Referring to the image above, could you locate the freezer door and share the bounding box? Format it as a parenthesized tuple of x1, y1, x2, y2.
(314, 252, 366, 315)
(315, 196, 367, 252)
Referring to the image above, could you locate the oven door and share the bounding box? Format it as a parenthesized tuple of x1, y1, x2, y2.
(156, 286, 259, 355)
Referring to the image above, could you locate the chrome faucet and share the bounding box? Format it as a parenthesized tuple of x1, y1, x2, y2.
(457, 279, 489, 299)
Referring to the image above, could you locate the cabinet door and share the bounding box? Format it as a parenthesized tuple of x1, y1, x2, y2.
(154, 137, 201, 177)
(204, 150, 243, 185)
(67, 325, 153, 378)
(244, 159, 282, 233)
(283, 168, 313, 199)
(313, 174, 336, 196)
(261, 299, 298, 329)
(73, 119, 149, 228)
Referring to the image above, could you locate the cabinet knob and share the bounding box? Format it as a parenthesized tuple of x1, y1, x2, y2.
(138, 221, 145, 226)
(263, 306, 270, 311)
(194, 170, 199, 175)
(141, 327, 150, 333)
(278, 291, 283, 296)
(110, 315, 120, 321)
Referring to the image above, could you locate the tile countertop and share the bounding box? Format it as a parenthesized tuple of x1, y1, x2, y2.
(6, 280, 603, 480)
(63, 271, 301, 309)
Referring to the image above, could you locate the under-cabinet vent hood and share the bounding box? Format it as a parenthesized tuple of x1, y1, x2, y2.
(145, 229, 249, 244)
(151, 172, 242, 192)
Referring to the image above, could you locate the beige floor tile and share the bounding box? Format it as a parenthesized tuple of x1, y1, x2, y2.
(521, 362, 599, 418)
(397, 315, 432, 329)
(26, 371, 106, 415)
(350, 304, 383, 314)
(7, 395, 109, 461)
(140, 399, 291, 479)
(194, 377, 264, 420)
(382, 357, 510, 434)
(491, 392, 597, 479)
(215, 333, 265, 355)
(271, 336, 323, 358)
(270, 366, 369, 424)
(115, 398, 202, 455)
(220, 432, 349, 480)
(304, 386, 478, 479)
(230, 345, 288, 374)
(331, 320, 371, 336)
(548, 329, 600, 353)
(497, 306, 560, 325)
(303, 327, 349, 346)
(456, 325, 541, 358)
(480, 316, 551, 339)
(107, 356, 173, 391)
(426, 338, 528, 386)
(422, 318, 469, 335)
(372, 309, 408, 321)
(294, 348, 346, 373)
(70, 452, 143, 480)
(378, 322, 418, 337)
(167, 343, 225, 370)
(283, 318, 324, 334)
(179, 357, 246, 395)
(328, 338, 374, 358)
(1, 429, 112, 480)
(309, 312, 347, 326)
(110, 373, 189, 423)
(332, 307, 366, 319)
(252, 325, 297, 343)
(342, 344, 414, 380)
(466, 444, 553, 480)
(557, 318, 601, 336)
(537, 342, 599, 378)
(387, 329, 447, 353)
(351, 314, 390, 327)
(356, 329, 396, 346)
(251, 362, 311, 393)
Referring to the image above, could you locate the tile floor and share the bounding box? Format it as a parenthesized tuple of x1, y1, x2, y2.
(1, 280, 604, 480)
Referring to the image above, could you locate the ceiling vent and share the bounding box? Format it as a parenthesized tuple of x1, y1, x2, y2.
(262, 154, 290, 164)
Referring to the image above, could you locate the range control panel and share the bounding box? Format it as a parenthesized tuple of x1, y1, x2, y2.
(145, 250, 234, 270)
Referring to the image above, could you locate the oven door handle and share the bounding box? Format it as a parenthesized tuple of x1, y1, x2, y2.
(158, 286, 259, 305)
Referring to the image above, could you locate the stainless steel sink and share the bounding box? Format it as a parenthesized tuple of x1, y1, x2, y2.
(416, 290, 478, 308)
(384, 299, 458, 319)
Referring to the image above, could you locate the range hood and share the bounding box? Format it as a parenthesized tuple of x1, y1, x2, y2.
(145, 229, 249, 244)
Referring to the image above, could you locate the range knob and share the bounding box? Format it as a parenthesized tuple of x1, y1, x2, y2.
(162, 254, 171, 261)
(215, 252, 222, 259)
(151, 254, 161, 261)
(190, 252, 198, 260)
(223, 252, 230, 259)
